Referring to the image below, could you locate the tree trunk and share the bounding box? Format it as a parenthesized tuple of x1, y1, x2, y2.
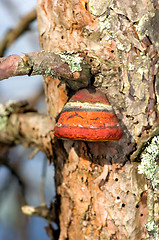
(36, 0, 158, 239)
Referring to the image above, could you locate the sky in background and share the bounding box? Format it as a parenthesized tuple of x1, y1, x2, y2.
(0, 1, 55, 240)
(0, 0, 43, 102)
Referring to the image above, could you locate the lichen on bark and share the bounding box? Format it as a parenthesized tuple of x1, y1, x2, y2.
(58, 52, 83, 73)
(138, 135, 159, 189)
(0, 104, 8, 131)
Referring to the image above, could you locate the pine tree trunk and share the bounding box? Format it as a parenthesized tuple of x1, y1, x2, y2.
(36, 0, 158, 239)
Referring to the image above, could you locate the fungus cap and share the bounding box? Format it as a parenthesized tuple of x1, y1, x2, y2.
(54, 88, 123, 141)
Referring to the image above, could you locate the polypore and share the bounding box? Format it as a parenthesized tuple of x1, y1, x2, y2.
(54, 87, 123, 141)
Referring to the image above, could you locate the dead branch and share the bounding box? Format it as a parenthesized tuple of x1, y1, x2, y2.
(0, 51, 91, 90)
(21, 203, 56, 222)
(0, 102, 54, 159)
(0, 9, 37, 57)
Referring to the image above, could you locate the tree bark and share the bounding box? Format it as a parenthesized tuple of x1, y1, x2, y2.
(36, 0, 159, 239)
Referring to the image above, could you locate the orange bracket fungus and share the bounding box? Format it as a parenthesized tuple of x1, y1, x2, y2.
(54, 88, 123, 141)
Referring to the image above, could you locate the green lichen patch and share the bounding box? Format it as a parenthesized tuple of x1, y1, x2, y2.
(59, 52, 83, 73)
(0, 104, 8, 131)
(44, 67, 52, 77)
(0, 101, 19, 131)
(145, 220, 157, 232)
(99, 18, 111, 31)
(138, 135, 159, 189)
(89, 0, 110, 16)
(145, 220, 158, 240)
(95, 10, 131, 52)
(135, 10, 159, 52)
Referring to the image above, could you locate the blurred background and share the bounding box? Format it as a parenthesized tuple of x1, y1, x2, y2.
(0, 0, 55, 239)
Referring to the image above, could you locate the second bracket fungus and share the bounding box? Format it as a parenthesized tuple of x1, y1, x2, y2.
(54, 88, 123, 141)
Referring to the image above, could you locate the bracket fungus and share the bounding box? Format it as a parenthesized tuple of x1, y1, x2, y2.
(54, 88, 123, 141)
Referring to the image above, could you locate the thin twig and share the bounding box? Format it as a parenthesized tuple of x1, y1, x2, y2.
(0, 150, 27, 204)
(40, 156, 47, 205)
(21, 203, 56, 222)
(0, 9, 37, 57)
